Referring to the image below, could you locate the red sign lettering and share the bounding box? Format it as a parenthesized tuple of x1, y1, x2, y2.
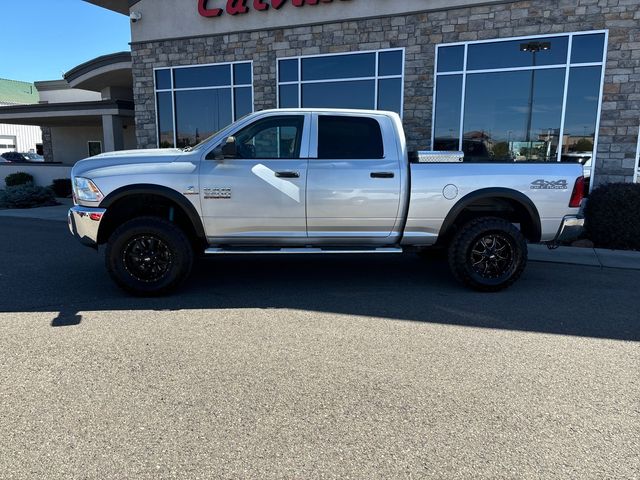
(198, 0, 350, 18)
(198, 0, 223, 17)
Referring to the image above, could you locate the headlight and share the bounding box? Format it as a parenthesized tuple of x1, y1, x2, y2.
(73, 177, 104, 203)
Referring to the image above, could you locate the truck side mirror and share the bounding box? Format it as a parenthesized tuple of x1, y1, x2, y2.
(208, 136, 238, 160)
(221, 136, 238, 159)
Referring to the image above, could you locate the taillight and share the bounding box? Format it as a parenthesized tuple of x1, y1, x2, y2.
(569, 176, 585, 208)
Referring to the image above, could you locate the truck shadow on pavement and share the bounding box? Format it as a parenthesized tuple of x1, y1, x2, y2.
(0, 218, 638, 341)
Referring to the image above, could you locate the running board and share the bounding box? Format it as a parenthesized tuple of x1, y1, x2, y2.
(204, 247, 403, 255)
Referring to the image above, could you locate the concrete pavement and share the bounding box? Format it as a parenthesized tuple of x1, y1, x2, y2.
(0, 217, 638, 479)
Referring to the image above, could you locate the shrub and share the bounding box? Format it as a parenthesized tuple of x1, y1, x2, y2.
(585, 183, 640, 250)
(5, 172, 34, 187)
(0, 185, 58, 209)
(51, 178, 72, 198)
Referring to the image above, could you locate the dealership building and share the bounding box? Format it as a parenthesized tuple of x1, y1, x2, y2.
(73, 0, 640, 185)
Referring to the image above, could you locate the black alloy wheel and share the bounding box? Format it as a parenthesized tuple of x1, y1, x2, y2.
(469, 233, 515, 280)
(123, 235, 174, 283)
(448, 217, 527, 292)
(106, 216, 194, 296)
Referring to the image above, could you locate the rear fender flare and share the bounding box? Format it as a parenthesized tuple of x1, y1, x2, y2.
(439, 188, 542, 243)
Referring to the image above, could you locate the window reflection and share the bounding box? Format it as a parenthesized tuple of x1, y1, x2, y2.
(278, 49, 404, 116)
(302, 53, 376, 81)
(434, 32, 606, 163)
(433, 75, 463, 151)
(175, 89, 232, 149)
(156, 92, 174, 148)
(463, 69, 564, 162)
(154, 62, 253, 148)
(467, 37, 568, 70)
(303, 80, 376, 110)
(561, 66, 601, 164)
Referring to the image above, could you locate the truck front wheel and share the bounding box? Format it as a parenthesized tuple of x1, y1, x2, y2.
(105, 216, 194, 296)
(448, 217, 527, 292)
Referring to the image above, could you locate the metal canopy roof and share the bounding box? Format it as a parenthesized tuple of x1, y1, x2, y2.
(0, 79, 39, 106)
(83, 0, 141, 15)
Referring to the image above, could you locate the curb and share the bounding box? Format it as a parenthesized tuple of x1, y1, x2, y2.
(528, 244, 640, 271)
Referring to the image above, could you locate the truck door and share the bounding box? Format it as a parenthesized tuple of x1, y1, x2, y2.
(306, 113, 402, 241)
(199, 113, 310, 241)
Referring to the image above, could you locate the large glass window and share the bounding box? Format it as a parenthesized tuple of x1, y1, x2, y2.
(433, 32, 607, 164)
(154, 61, 253, 148)
(278, 49, 404, 116)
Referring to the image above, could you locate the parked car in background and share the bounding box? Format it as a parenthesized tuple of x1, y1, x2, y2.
(1, 152, 29, 163)
(22, 152, 45, 162)
(0, 151, 46, 163)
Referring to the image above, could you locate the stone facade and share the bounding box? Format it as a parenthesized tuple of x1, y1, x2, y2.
(41, 127, 54, 163)
(131, 0, 640, 185)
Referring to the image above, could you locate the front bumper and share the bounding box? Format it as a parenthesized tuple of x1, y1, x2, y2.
(553, 214, 585, 244)
(68, 206, 106, 248)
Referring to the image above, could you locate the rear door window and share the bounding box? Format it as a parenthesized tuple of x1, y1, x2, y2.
(317, 116, 384, 159)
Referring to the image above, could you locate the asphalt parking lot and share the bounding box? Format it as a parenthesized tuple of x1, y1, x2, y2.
(0, 217, 638, 479)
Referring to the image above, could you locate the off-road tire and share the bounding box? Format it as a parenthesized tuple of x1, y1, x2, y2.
(448, 217, 527, 292)
(105, 216, 194, 296)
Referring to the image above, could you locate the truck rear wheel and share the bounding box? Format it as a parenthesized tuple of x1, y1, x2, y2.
(105, 216, 194, 296)
(448, 217, 527, 292)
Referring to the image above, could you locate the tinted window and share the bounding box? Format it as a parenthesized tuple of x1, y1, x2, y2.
(234, 87, 252, 120)
(279, 59, 298, 82)
(562, 66, 601, 156)
(302, 53, 376, 81)
(174, 65, 231, 89)
(571, 33, 606, 64)
(378, 50, 403, 76)
(377, 78, 402, 114)
(234, 116, 304, 159)
(318, 116, 383, 159)
(156, 92, 174, 148)
(462, 69, 565, 162)
(155, 69, 171, 90)
(233, 63, 252, 85)
(467, 37, 568, 70)
(302, 80, 375, 110)
(433, 75, 463, 151)
(279, 85, 298, 108)
(175, 89, 232, 148)
(437, 45, 465, 72)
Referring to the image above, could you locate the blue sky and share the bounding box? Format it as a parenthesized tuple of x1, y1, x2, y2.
(1, 1, 130, 84)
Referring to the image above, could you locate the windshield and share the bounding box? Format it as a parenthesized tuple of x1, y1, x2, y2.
(184, 112, 252, 151)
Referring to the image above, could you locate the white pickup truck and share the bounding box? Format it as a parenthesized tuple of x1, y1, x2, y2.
(68, 109, 585, 295)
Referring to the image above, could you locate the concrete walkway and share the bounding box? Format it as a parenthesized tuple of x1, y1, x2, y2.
(0, 198, 72, 222)
(1, 203, 639, 270)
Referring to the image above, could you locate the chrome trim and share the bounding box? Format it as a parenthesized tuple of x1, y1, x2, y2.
(68, 206, 107, 248)
(553, 214, 585, 243)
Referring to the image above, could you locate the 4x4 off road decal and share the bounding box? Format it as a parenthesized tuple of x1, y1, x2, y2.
(530, 179, 568, 190)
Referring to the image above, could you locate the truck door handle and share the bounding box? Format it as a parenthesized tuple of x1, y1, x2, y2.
(371, 172, 395, 178)
(275, 171, 300, 179)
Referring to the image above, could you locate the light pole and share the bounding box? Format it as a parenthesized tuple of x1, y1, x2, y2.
(520, 41, 551, 159)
